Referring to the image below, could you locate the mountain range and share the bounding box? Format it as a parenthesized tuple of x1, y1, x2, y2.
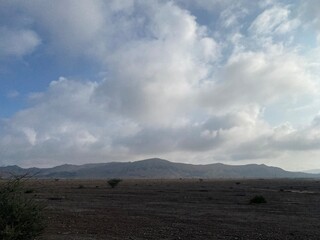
(0, 158, 318, 179)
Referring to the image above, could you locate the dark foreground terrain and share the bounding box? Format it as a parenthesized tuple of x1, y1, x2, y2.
(24, 179, 320, 239)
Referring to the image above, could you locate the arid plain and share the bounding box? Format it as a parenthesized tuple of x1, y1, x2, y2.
(26, 179, 320, 240)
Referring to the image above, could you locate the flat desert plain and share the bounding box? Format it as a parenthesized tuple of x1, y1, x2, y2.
(24, 179, 320, 239)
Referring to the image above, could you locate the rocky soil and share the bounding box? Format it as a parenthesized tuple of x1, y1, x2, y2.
(27, 179, 320, 239)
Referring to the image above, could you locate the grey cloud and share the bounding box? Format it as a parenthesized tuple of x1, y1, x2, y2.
(301, 0, 320, 30)
(270, 129, 320, 151)
(114, 124, 221, 155)
(0, 27, 41, 58)
(226, 119, 320, 161)
(114, 110, 262, 154)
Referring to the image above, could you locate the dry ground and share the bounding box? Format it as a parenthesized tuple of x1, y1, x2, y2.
(23, 179, 320, 239)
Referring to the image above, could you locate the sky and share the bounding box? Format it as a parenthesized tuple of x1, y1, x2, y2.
(0, 0, 320, 171)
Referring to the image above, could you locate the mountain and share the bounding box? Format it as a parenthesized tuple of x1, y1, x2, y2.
(0, 158, 319, 179)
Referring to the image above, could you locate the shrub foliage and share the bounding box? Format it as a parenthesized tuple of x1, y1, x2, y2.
(107, 178, 122, 188)
(0, 176, 45, 240)
(250, 195, 267, 204)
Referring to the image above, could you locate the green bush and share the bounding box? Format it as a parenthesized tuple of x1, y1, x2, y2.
(0, 177, 45, 240)
(249, 195, 267, 204)
(107, 178, 122, 188)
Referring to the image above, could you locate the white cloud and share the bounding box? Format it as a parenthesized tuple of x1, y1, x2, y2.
(0, 77, 139, 166)
(96, 1, 219, 126)
(249, 6, 291, 35)
(199, 47, 317, 113)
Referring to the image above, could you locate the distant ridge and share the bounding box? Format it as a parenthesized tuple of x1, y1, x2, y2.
(0, 158, 318, 179)
(303, 169, 320, 174)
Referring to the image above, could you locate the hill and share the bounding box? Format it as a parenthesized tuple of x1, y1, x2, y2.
(0, 158, 318, 179)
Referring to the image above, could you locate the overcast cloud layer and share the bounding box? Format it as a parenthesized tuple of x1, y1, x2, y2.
(1, 0, 320, 170)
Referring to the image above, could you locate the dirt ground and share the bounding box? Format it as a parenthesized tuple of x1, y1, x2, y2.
(24, 179, 320, 240)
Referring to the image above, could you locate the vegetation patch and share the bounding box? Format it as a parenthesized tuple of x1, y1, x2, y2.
(0, 176, 45, 240)
(24, 189, 35, 194)
(47, 197, 63, 201)
(250, 195, 267, 204)
(107, 178, 122, 188)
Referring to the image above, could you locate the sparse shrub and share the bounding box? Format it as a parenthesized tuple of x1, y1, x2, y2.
(78, 184, 85, 189)
(0, 176, 45, 240)
(47, 197, 63, 201)
(250, 195, 267, 204)
(24, 189, 34, 194)
(107, 178, 122, 188)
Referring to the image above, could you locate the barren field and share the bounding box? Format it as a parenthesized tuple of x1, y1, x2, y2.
(25, 179, 320, 239)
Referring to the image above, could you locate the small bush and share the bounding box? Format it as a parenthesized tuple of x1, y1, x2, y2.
(107, 179, 122, 188)
(24, 189, 34, 194)
(78, 184, 85, 189)
(250, 195, 267, 204)
(0, 176, 45, 240)
(47, 197, 63, 201)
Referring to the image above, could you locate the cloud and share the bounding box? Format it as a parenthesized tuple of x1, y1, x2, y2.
(301, 0, 320, 31)
(199, 47, 317, 113)
(0, 27, 41, 58)
(1, 0, 320, 171)
(270, 119, 320, 151)
(0, 85, 265, 166)
(0, 74, 320, 169)
(249, 6, 292, 35)
(114, 105, 264, 154)
(6, 90, 20, 99)
(0, 77, 140, 166)
(95, 1, 218, 125)
(2, 74, 319, 169)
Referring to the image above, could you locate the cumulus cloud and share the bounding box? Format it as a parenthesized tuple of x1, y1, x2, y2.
(0, 77, 140, 166)
(199, 47, 317, 112)
(96, 1, 218, 125)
